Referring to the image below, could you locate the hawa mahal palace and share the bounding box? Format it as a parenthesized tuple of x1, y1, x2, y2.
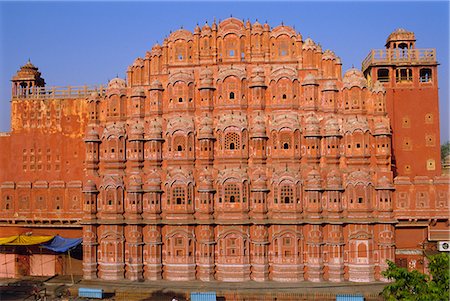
(0, 18, 448, 283)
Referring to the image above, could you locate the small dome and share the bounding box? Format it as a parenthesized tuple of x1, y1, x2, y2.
(85, 127, 100, 141)
(198, 168, 213, 189)
(147, 119, 162, 139)
(302, 73, 317, 86)
(252, 20, 263, 33)
(128, 175, 143, 191)
(374, 121, 391, 136)
(322, 80, 338, 92)
(83, 180, 97, 192)
(198, 116, 214, 139)
(386, 28, 415, 45)
(250, 75, 265, 87)
(323, 118, 341, 136)
(22, 60, 38, 70)
(129, 123, 144, 140)
(305, 169, 322, 190)
(131, 87, 145, 97)
(194, 24, 201, 34)
(150, 79, 163, 90)
(108, 77, 126, 89)
(326, 170, 342, 189)
(304, 114, 320, 137)
(200, 69, 214, 88)
(263, 22, 270, 31)
(250, 114, 267, 138)
(343, 68, 367, 89)
(146, 172, 162, 188)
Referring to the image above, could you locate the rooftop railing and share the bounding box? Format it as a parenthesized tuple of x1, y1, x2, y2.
(361, 48, 436, 71)
(12, 84, 107, 99)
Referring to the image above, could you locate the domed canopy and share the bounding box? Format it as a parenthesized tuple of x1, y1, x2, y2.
(146, 119, 163, 139)
(129, 123, 145, 141)
(302, 73, 318, 86)
(304, 114, 320, 137)
(305, 169, 322, 190)
(386, 28, 416, 48)
(343, 68, 367, 89)
(12, 60, 45, 86)
(108, 77, 126, 89)
(150, 79, 164, 91)
(85, 127, 100, 142)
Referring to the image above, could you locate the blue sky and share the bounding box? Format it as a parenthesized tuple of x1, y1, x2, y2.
(0, 1, 448, 142)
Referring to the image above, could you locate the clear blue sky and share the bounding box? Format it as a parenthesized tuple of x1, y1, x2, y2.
(0, 1, 448, 142)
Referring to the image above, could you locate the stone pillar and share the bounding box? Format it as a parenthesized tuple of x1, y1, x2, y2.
(143, 225, 162, 280)
(325, 225, 345, 282)
(82, 225, 98, 279)
(195, 225, 215, 281)
(250, 225, 269, 281)
(124, 225, 144, 281)
(305, 224, 324, 282)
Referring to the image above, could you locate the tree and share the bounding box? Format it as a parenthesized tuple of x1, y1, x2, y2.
(382, 253, 450, 301)
(441, 141, 450, 162)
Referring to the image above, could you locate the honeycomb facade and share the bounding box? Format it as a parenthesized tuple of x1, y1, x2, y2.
(0, 18, 448, 282)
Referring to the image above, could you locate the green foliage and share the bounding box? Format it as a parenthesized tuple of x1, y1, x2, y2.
(382, 253, 450, 301)
(441, 141, 450, 162)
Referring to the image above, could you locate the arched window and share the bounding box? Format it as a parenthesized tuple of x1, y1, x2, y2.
(279, 132, 291, 150)
(229, 92, 235, 100)
(172, 186, 185, 205)
(225, 132, 240, 150)
(173, 135, 186, 153)
(224, 183, 240, 203)
(280, 184, 294, 204)
(377, 69, 389, 82)
(420, 68, 432, 82)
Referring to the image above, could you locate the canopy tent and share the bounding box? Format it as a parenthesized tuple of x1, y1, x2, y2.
(0, 235, 82, 251)
(41, 235, 82, 252)
(0, 235, 54, 245)
(0, 236, 19, 245)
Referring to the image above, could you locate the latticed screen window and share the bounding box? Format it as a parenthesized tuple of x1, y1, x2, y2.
(279, 41, 289, 56)
(173, 136, 186, 152)
(172, 186, 185, 205)
(281, 185, 294, 204)
(227, 82, 236, 100)
(280, 132, 291, 149)
(278, 81, 289, 100)
(225, 132, 240, 150)
(227, 238, 238, 256)
(175, 84, 184, 102)
(176, 45, 184, 61)
(225, 183, 240, 203)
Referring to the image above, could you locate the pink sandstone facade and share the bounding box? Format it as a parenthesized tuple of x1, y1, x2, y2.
(0, 18, 448, 282)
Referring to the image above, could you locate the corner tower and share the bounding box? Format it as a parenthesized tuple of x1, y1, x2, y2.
(362, 29, 441, 177)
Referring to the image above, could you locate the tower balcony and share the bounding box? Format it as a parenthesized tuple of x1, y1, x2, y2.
(12, 84, 107, 99)
(362, 48, 436, 72)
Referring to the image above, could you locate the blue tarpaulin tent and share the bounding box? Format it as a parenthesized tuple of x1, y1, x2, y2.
(41, 235, 82, 252)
